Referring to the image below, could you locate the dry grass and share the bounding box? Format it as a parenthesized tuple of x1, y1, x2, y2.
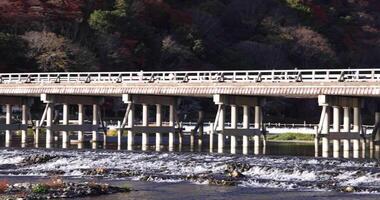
(43, 176, 64, 189)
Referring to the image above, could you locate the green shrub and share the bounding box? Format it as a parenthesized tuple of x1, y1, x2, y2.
(284, 0, 311, 14)
(32, 184, 48, 194)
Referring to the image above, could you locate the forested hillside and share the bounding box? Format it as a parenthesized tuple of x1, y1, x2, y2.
(0, 0, 379, 72)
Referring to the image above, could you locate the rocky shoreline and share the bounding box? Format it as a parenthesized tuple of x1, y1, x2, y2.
(0, 178, 130, 200)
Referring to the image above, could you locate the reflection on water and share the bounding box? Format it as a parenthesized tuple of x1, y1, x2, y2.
(3, 134, 380, 160)
(2, 133, 380, 196)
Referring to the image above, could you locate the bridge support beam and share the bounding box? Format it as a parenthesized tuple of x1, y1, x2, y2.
(142, 104, 149, 151)
(127, 104, 134, 151)
(321, 106, 330, 157)
(169, 104, 175, 151)
(254, 106, 262, 155)
(21, 104, 28, 146)
(5, 104, 11, 147)
(375, 112, 380, 152)
(217, 105, 225, 153)
(156, 104, 162, 151)
(46, 103, 53, 148)
(342, 107, 351, 158)
(213, 94, 265, 155)
(198, 111, 204, 150)
(242, 105, 249, 155)
(62, 103, 69, 148)
(78, 104, 84, 144)
(230, 105, 237, 154)
(0, 97, 33, 148)
(318, 95, 363, 158)
(332, 106, 340, 158)
(122, 94, 177, 151)
(92, 104, 99, 143)
(40, 94, 104, 149)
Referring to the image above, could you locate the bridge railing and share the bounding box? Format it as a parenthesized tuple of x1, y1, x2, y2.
(0, 68, 379, 84)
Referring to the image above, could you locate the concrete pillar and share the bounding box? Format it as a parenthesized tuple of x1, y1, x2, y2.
(332, 106, 340, 158)
(169, 105, 174, 151)
(127, 104, 134, 151)
(314, 126, 319, 157)
(254, 106, 261, 155)
(190, 130, 195, 152)
(332, 106, 340, 132)
(103, 121, 107, 149)
(209, 122, 214, 152)
(242, 105, 250, 155)
(117, 120, 122, 150)
(342, 107, 350, 156)
(352, 106, 360, 157)
(46, 104, 53, 148)
(77, 104, 84, 143)
(343, 107, 350, 132)
(5, 104, 11, 147)
(352, 139, 360, 158)
(35, 120, 40, 148)
(361, 139, 366, 158)
(333, 140, 340, 158)
(321, 106, 330, 157)
(142, 104, 148, 151)
(21, 104, 28, 145)
(155, 104, 162, 151)
(62, 104, 69, 149)
(217, 105, 225, 153)
(230, 105, 237, 154)
(196, 111, 204, 149)
(375, 112, 380, 152)
(352, 107, 360, 132)
(178, 124, 183, 146)
(198, 123, 203, 149)
(92, 104, 98, 142)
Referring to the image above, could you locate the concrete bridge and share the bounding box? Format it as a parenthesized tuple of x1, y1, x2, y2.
(1, 68, 380, 158)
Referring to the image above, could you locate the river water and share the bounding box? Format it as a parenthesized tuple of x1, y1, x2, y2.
(1, 135, 380, 199)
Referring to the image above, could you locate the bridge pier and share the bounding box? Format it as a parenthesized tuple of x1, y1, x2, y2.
(127, 104, 134, 151)
(318, 95, 364, 158)
(230, 105, 237, 154)
(0, 97, 33, 148)
(342, 106, 351, 158)
(122, 94, 177, 151)
(5, 104, 11, 147)
(77, 104, 84, 144)
(217, 105, 225, 153)
(242, 105, 250, 155)
(321, 106, 330, 157)
(374, 112, 380, 152)
(142, 104, 149, 151)
(332, 106, 340, 158)
(40, 94, 103, 149)
(62, 103, 69, 148)
(254, 106, 262, 155)
(156, 104, 162, 151)
(213, 95, 265, 155)
(169, 104, 175, 151)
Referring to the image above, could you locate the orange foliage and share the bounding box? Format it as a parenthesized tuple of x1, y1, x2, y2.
(0, 179, 9, 193)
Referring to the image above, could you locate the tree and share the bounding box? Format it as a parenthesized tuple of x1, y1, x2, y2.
(0, 32, 30, 71)
(22, 31, 98, 72)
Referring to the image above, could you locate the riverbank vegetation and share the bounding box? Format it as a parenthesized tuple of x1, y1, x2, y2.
(0, 0, 379, 72)
(267, 132, 314, 141)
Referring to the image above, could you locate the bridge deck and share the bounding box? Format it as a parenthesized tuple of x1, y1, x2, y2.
(0, 81, 378, 98)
